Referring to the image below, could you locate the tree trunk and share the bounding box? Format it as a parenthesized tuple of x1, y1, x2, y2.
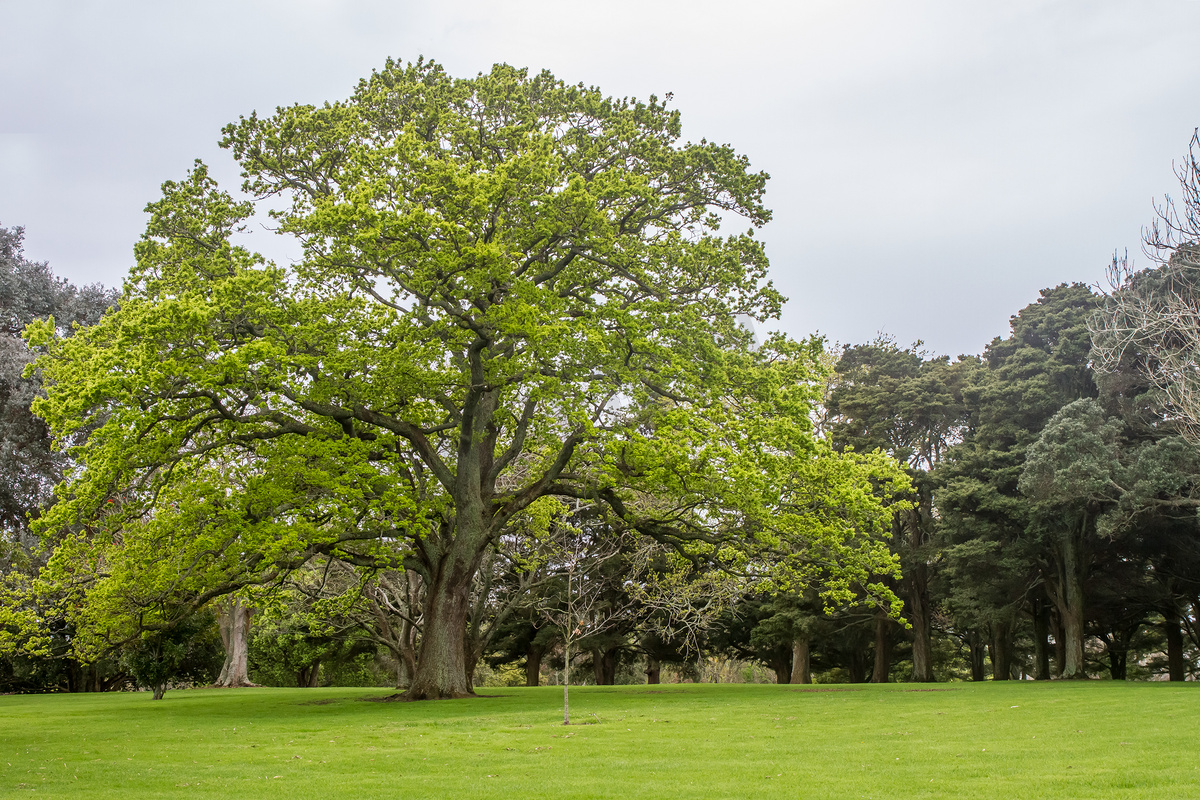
(370, 571, 420, 690)
(563, 639, 572, 724)
(771, 651, 792, 684)
(395, 613, 418, 689)
(908, 563, 935, 682)
(68, 662, 105, 693)
(847, 649, 867, 684)
(790, 639, 812, 685)
(526, 643, 545, 687)
(968, 634, 987, 682)
(463, 647, 481, 692)
(66, 663, 82, 693)
(645, 656, 661, 685)
(990, 621, 1013, 681)
(395, 571, 421, 688)
(215, 598, 255, 687)
(1032, 597, 1052, 680)
(592, 648, 618, 686)
(1047, 518, 1088, 679)
(1105, 637, 1128, 680)
(396, 652, 413, 690)
(1052, 611, 1067, 677)
(152, 683, 166, 700)
(1166, 609, 1186, 681)
(871, 615, 893, 683)
(403, 551, 476, 700)
(298, 662, 321, 688)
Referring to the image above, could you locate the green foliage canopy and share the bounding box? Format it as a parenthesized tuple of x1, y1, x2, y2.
(25, 59, 908, 698)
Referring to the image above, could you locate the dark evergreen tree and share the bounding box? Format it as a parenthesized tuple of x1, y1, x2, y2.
(939, 283, 1099, 679)
(828, 338, 975, 681)
(0, 224, 117, 691)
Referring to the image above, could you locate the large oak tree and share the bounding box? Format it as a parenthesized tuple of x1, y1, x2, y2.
(27, 60, 905, 699)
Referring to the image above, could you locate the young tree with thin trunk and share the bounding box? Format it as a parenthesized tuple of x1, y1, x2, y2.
(536, 519, 633, 724)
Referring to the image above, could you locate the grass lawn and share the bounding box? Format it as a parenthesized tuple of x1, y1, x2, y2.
(2, 681, 1197, 798)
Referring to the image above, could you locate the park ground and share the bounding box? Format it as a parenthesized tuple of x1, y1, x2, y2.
(2, 681, 1197, 799)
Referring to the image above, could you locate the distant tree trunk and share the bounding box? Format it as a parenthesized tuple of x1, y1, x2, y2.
(1165, 610, 1186, 681)
(400, 570, 422, 687)
(215, 598, 255, 687)
(871, 615, 893, 683)
(1047, 518, 1089, 679)
(592, 648, 617, 686)
(396, 649, 415, 690)
(645, 656, 661, 685)
(152, 682, 167, 700)
(908, 563, 935, 682)
(847, 649, 868, 684)
(1105, 639, 1128, 680)
(463, 645, 482, 692)
(526, 643, 545, 687)
(66, 663, 83, 693)
(990, 621, 1013, 681)
(968, 634, 987, 682)
(771, 651, 792, 684)
(1052, 611, 1067, 677)
(370, 570, 420, 690)
(1031, 597, 1052, 680)
(297, 662, 321, 688)
(67, 662, 108, 693)
(790, 639, 812, 685)
(396, 612, 419, 689)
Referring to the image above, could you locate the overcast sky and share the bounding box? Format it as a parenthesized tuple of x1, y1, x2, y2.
(3, 1, 1199, 356)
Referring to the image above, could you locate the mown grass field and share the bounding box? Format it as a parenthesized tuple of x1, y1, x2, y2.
(3, 681, 1197, 799)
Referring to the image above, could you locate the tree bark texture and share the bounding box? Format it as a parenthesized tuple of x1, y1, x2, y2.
(526, 643, 545, 687)
(592, 648, 618, 686)
(790, 639, 812, 685)
(1048, 521, 1088, 679)
(215, 598, 255, 687)
(402, 389, 510, 700)
(645, 656, 661, 685)
(907, 564, 935, 682)
(395, 651, 414, 690)
(404, 549, 477, 700)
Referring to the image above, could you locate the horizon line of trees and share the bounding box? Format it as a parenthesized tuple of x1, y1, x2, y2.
(4, 62, 1200, 697)
(7, 228, 1200, 693)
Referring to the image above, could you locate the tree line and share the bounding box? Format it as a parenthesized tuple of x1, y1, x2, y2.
(3, 60, 1200, 697)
